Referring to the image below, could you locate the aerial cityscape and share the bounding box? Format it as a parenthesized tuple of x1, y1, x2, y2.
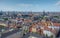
(0, 0, 60, 38)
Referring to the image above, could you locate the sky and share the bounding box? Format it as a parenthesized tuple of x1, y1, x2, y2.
(0, 0, 60, 12)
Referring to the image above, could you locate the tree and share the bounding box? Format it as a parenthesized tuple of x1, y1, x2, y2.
(3, 18, 8, 21)
(54, 16, 59, 19)
(50, 35, 53, 38)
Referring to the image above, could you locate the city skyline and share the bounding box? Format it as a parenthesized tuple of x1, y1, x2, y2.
(0, 0, 60, 12)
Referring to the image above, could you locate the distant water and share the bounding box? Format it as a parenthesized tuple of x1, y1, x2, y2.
(20, 12, 43, 15)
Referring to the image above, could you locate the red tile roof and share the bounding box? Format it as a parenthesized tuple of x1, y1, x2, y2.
(53, 23, 60, 26)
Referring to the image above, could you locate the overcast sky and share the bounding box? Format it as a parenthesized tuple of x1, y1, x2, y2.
(0, 0, 60, 12)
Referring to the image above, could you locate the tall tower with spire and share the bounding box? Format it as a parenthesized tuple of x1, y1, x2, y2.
(43, 11, 46, 16)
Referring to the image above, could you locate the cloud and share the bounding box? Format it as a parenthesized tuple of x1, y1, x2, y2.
(16, 3, 40, 7)
(55, 1, 60, 6)
(16, 3, 33, 7)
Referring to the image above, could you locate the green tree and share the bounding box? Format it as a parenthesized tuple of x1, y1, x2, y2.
(3, 18, 8, 21)
(50, 35, 53, 38)
(54, 16, 59, 18)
